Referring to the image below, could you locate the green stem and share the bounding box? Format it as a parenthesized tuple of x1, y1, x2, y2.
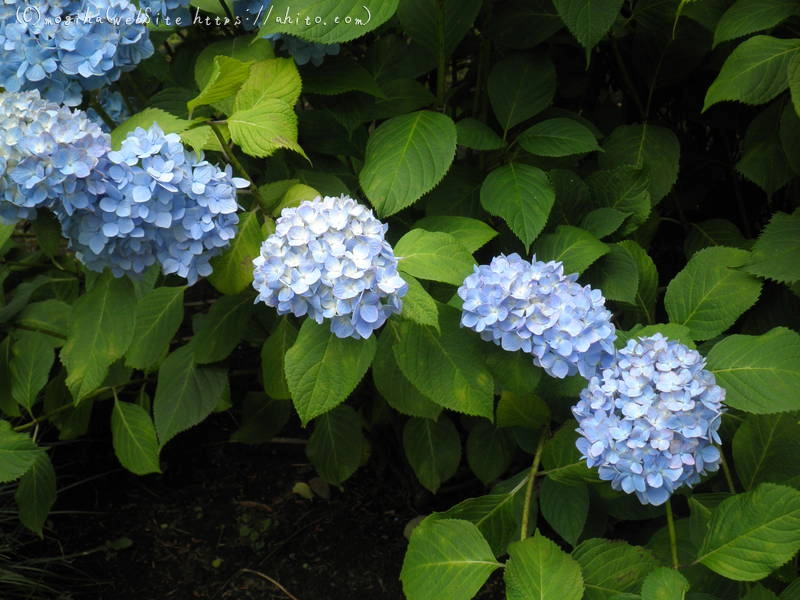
(665, 498, 679, 569)
(88, 94, 117, 130)
(207, 121, 270, 212)
(520, 430, 547, 541)
(720, 452, 737, 494)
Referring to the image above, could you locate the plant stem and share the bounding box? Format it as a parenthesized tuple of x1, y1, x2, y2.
(239, 569, 303, 600)
(88, 94, 117, 130)
(665, 498, 679, 569)
(720, 452, 737, 494)
(520, 430, 547, 541)
(207, 121, 271, 212)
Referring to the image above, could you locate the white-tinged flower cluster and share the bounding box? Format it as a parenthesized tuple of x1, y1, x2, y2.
(572, 334, 725, 506)
(252, 195, 408, 339)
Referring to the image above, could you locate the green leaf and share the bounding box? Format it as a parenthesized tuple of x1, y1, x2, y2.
(540, 478, 588, 547)
(400, 275, 440, 330)
(208, 212, 264, 295)
(193, 291, 254, 364)
(0, 421, 42, 483)
(397, 0, 481, 58)
(532, 225, 608, 275)
(230, 393, 291, 444)
(598, 125, 680, 204)
(572, 539, 657, 600)
(403, 416, 461, 492)
(587, 167, 651, 234)
(285, 319, 376, 425)
(153, 345, 228, 447)
(704, 36, 800, 111)
(505, 532, 584, 600)
(707, 327, 800, 414)
(745, 211, 800, 283)
(16, 300, 71, 343)
(480, 163, 555, 250)
(194, 35, 275, 90)
(394, 307, 495, 419)
(790, 53, 800, 117)
(302, 55, 384, 97)
(307, 404, 365, 486)
(110, 108, 195, 149)
(519, 118, 602, 157)
(780, 103, 800, 174)
(261, 318, 297, 400)
(617, 324, 697, 350)
(61, 272, 136, 402)
(584, 244, 639, 304)
(713, 0, 799, 48)
(228, 98, 306, 159)
(125, 287, 185, 371)
(640, 567, 690, 600)
(0, 338, 19, 417)
(496, 392, 550, 429)
(685, 219, 749, 258)
(14, 452, 56, 536)
(733, 412, 800, 489)
(488, 54, 556, 133)
(737, 102, 795, 194)
(256, 0, 400, 43)
(10, 332, 54, 412)
(234, 58, 302, 112)
(697, 483, 800, 581)
(359, 110, 457, 217)
(413, 216, 497, 254)
(401, 518, 501, 600)
(187, 56, 253, 115)
(616, 240, 658, 323)
(580, 207, 630, 239)
(552, 0, 624, 54)
(541, 423, 596, 485)
(111, 400, 161, 475)
(456, 118, 505, 151)
(664, 247, 763, 341)
(466, 421, 516, 485)
(394, 229, 475, 286)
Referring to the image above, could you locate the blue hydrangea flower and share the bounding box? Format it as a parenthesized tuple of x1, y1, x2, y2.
(253, 195, 407, 339)
(458, 254, 616, 380)
(0, 89, 110, 223)
(87, 89, 132, 130)
(279, 35, 339, 66)
(137, 0, 190, 24)
(0, 0, 153, 106)
(572, 333, 725, 506)
(234, 0, 273, 31)
(54, 124, 248, 283)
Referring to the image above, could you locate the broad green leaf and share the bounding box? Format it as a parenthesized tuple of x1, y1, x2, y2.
(261, 318, 297, 400)
(111, 400, 161, 475)
(285, 319, 376, 425)
(780, 103, 800, 174)
(396, 0, 482, 57)
(664, 247, 762, 341)
(10, 332, 54, 412)
(401, 518, 501, 600)
(733, 412, 800, 489)
(194, 35, 275, 90)
(466, 421, 515, 485)
(228, 98, 306, 158)
(0, 421, 42, 483)
(598, 125, 679, 204)
(395, 229, 475, 286)
(713, 0, 798, 48)
(496, 392, 550, 430)
(394, 307, 494, 419)
(490, 1, 563, 49)
(519, 118, 602, 157)
(707, 327, 800, 413)
(400, 275, 439, 330)
(234, 58, 302, 112)
(257, 0, 400, 43)
(640, 567, 690, 600)
(230, 393, 291, 444)
(540, 478, 588, 547)
(307, 404, 365, 486)
(14, 452, 56, 536)
(790, 53, 800, 117)
(737, 102, 795, 194)
(745, 585, 781, 600)
(111, 108, 195, 149)
(697, 483, 800, 580)
(552, 0, 624, 55)
(616, 240, 658, 323)
(584, 244, 639, 304)
(61, 272, 136, 402)
(208, 212, 264, 295)
(403, 415, 461, 492)
(302, 56, 384, 97)
(360, 111, 457, 217)
(456, 118, 505, 151)
(153, 345, 228, 447)
(488, 55, 556, 133)
(617, 324, 696, 350)
(573, 539, 658, 600)
(187, 56, 252, 115)
(0, 275, 75, 324)
(413, 216, 497, 254)
(480, 163, 555, 250)
(541, 423, 596, 485)
(0, 338, 19, 417)
(580, 207, 630, 239)
(704, 36, 800, 111)
(532, 225, 608, 275)
(192, 291, 254, 364)
(685, 219, 749, 258)
(505, 532, 584, 600)
(587, 167, 651, 233)
(16, 300, 71, 342)
(745, 211, 800, 283)
(125, 287, 185, 371)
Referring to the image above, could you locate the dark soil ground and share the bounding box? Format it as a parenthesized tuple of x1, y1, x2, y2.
(17, 413, 505, 600)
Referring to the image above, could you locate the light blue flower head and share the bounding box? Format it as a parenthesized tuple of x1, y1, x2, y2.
(457, 253, 616, 379)
(572, 333, 725, 506)
(0, 89, 110, 223)
(252, 194, 408, 339)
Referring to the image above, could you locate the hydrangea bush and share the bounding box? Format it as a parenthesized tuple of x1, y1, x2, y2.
(2, 1, 800, 599)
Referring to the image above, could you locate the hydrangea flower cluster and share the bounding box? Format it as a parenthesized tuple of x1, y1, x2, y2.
(279, 35, 340, 66)
(0, 90, 109, 223)
(87, 89, 132, 130)
(137, 0, 191, 24)
(54, 124, 248, 283)
(458, 254, 616, 380)
(0, 0, 153, 106)
(252, 195, 408, 339)
(572, 334, 724, 506)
